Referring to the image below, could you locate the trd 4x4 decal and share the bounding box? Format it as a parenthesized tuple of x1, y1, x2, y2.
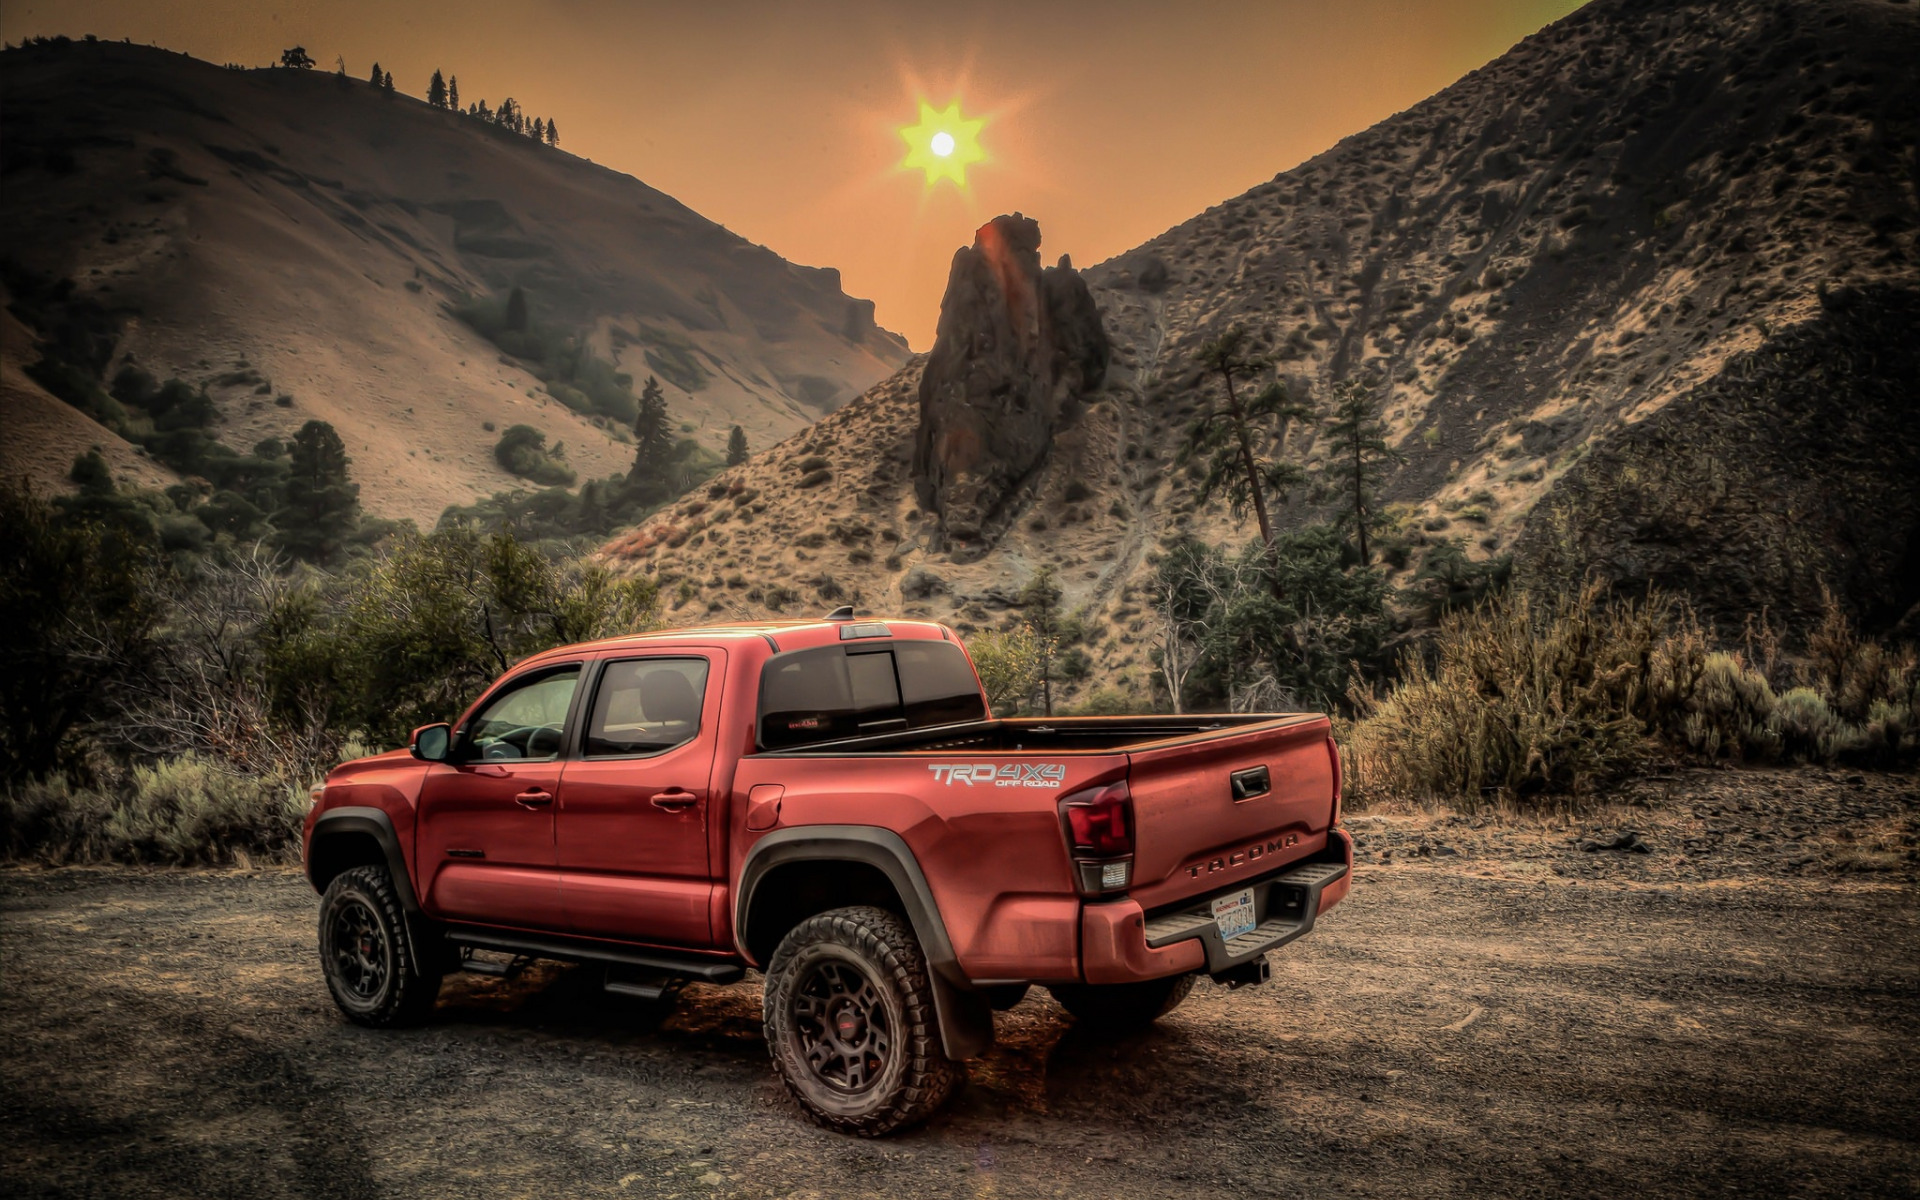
(927, 762, 1067, 788)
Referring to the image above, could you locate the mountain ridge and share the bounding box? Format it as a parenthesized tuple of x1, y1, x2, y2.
(0, 39, 909, 524)
(608, 0, 1920, 706)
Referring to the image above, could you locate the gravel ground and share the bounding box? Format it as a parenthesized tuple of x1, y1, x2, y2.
(2, 766, 1916, 1199)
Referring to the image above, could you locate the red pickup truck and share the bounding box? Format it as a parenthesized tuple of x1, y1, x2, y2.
(303, 610, 1351, 1134)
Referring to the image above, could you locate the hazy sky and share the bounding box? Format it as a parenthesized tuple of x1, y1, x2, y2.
(3, 0, 1585, 347)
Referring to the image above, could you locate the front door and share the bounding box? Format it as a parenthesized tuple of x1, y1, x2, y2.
(557, 653, 721, 946)
(416, 664, 582, 931)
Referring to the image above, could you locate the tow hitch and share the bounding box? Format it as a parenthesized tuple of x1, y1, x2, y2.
(1213, 954, 1271, 989)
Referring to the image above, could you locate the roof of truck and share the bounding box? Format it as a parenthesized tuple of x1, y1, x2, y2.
(517, 615, 957, 667)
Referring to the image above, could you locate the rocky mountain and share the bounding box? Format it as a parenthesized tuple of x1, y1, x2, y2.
(0, 40, 908, 525)
(609, 0, 1919, 707)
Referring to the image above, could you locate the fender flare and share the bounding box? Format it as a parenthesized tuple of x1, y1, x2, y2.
(307, 806, 440, 978)
(736, 825, 994, 1060)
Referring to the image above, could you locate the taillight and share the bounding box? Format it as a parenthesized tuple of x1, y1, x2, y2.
(1327, 734, 1343, 826)
(1059, 780, 1134, 896)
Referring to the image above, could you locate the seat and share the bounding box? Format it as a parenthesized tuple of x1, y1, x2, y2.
(640, 670, 700, 727)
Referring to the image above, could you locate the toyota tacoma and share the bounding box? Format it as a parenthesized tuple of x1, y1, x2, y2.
(302, 609, 1351, 1134)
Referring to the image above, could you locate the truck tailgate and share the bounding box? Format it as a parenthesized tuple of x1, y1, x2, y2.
(1125, 714, 1338, 911)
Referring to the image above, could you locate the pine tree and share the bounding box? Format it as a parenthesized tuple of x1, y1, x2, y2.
(428, 69, 447, 108)
(275, 420, 361, 564)
(726, 425, 749, 466)
(545, 119, 559, 147)
(1184, 325, 1308, 595)
(1018, 566, 1065, 716)
(476, 99, 491, 122)
(627, 376, 675, 499)
(279, 46, 315, 69)
(368, 61, 382, 86)
(531, 117, 545, 143)
(504, 286, 528, 333)
(1318, 380, 1406, 567)
(382, 69, 395, 93)
(447, 75, 459, 110)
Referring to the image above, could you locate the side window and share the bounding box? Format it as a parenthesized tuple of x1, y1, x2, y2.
(584, 658, 711, 757)
(464, 667, 581, 762)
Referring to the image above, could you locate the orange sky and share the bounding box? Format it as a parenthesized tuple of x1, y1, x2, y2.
(3, 0, 1585, 348)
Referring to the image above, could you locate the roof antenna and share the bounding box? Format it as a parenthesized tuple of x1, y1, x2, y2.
(825, 605, 856, 620)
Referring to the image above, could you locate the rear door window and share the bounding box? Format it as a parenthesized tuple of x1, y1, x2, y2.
(584, 657, 711, 757)
(758, 641, 985, 749)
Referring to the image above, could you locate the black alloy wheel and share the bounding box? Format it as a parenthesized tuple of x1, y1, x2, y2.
(762, 906, 964, 1135)
(791, 958, 893, 1095)
(317, 864, 443, 1027)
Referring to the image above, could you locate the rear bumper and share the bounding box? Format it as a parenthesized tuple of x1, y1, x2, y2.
(1079, 827, 1352, 985)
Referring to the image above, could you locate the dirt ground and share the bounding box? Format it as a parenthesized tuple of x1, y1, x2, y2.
(3, 766, 1916, 1199)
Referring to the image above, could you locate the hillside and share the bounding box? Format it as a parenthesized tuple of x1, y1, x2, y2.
(0, 40, 908, 525)
(610, 0, 1920, 706)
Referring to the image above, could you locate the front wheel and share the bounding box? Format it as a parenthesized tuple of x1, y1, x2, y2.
(318, 865, 442, 1028)
(763, 906, 963, 1136)
(1049, 973, 1195, 1034)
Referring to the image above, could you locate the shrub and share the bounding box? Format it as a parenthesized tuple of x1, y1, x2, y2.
(0, 755, 307, 866)
(493, 425, 577, 487)
(1768, 688, 1851, 763)
(1346, 582, 1669, 809)
(967, 625, 1045, 716)
(1679, 652, 1780, 761)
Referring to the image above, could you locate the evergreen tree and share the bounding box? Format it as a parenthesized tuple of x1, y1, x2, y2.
(726, 425, 749, 466)
(1184, 325, 1307, 594)
(1018, 566, 1065, 716)
(545, 118, 559, 147)
(504, 286, 528, 333)
(447, 75, 459, 110)
(279, 46, 315, 69)
(382, 69, 395, 93)
(368, 61, 382, 86)
(427, 68, 447, 108)
(627, 376, 675, 499)
(275, 420, 361, 565)
(531, 117, 545, 143)
(1318, 380, 1406, 567)
(476, 99, 491, 122)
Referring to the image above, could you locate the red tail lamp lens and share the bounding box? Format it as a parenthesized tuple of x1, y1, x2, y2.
(1061, 782, 1133, 857)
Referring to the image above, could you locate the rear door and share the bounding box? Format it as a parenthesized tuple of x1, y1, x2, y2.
(415, 663, 583, 930)
(1123, 715, 1336, 911)
(555, 651, 723, 947)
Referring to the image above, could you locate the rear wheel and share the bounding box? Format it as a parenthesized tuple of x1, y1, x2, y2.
(318, 865, 442, 1028)
(763, 906, 963, 1136)
(1049, 973, 1195, 1034)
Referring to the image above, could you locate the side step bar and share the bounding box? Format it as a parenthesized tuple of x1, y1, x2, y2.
(443, 925, 747, 986)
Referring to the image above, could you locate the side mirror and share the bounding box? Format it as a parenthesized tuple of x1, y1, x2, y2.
(410, 722, 452, 762)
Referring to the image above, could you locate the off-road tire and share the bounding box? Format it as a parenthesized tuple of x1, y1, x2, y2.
(763, 906, 963, 1136)
(1049, 973, 1195, 1034)
(318, 865, 442, 1028)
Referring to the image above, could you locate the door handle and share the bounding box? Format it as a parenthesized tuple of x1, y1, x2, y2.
(515, 789, 554, 808)
(651, 790, 698, 811)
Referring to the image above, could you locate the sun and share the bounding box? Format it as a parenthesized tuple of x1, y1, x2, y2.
(900, 100, 985, 188)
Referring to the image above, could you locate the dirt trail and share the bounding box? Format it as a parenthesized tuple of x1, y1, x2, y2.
(3, 767, 1916, 1199)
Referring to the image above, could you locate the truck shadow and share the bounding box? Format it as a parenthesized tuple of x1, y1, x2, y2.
(427, 961, 1233, 1125)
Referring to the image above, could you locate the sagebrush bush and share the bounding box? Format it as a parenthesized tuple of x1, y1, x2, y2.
(1768, 688, 1850, 763)
(1344, 581, 1664, 809)
(0, 755, 307, 866)
(1680, 652, 1780, 761)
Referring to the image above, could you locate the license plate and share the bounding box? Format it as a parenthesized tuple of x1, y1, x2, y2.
(1211, 888, 1256, 940)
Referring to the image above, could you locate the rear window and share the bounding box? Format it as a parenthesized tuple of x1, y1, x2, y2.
(758, 641, 986, 749)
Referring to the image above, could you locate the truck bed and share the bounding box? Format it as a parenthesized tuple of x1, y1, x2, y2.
(751, 712, 1323, 756)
